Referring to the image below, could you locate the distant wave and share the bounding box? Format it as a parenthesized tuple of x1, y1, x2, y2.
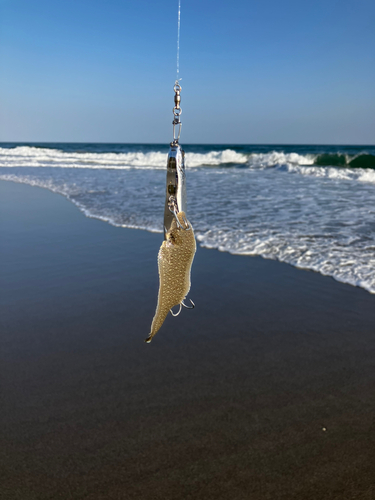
(0, 146, 374, 180)
(0, 146, 251, 169)
(314, 153, 375, 169)
(0, 146, 168, 169)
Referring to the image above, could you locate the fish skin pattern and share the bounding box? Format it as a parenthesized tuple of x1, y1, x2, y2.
(146, 211, 196, 343)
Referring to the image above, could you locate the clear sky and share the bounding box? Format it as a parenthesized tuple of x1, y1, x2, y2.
(0, 0, 374, 144)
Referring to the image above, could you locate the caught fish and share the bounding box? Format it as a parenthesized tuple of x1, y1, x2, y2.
(145, 211, 196, 343)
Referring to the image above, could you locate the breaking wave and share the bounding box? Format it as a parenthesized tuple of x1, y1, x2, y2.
(315, 153, 375, 169)
(0, 146, 374, 171)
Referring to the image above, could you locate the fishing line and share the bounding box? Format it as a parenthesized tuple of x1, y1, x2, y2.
(176, 0, 181, 80)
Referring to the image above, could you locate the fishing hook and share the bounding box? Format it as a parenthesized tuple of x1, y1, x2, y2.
(168, 199, 191, 231)
(170, 303, 182, 317)
(181, 299, 195, 309)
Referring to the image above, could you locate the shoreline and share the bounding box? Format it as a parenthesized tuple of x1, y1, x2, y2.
(1, 177, 373, 296)
(1, 180, 374, 499)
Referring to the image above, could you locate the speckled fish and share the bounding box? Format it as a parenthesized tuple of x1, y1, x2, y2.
(145, 211, 196, 343)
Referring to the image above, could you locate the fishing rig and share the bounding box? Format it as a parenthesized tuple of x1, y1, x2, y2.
(145, 0, 195, 343)
(163, 0, 191, 237)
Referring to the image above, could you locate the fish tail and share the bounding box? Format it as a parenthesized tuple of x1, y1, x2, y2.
(146, 305, 171, 343)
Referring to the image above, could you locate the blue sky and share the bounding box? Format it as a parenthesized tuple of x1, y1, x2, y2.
(0, 0, 374, 144)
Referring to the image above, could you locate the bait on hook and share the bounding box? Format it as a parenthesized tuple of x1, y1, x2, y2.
(145, 208, 196, 343)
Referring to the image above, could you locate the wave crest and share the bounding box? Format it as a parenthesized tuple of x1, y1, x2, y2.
(315, 153, 375, 169)
(0, 146, 374, 173)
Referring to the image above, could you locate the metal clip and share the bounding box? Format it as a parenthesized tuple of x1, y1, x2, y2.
(163, 143, 186, 238)
(173, 119, 182, 144)
(172, 81, 182, 144)
(163, 81, 188, 238)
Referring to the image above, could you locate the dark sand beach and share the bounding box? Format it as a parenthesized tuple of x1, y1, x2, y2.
(1, 180, 375, 499)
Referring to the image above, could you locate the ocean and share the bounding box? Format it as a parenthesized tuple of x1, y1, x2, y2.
(1, 143, 374, 294)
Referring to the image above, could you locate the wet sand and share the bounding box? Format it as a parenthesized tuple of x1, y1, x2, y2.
(1, 180, 374, 499)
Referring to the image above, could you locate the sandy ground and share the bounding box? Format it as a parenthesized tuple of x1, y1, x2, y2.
(1, 180, 375, 500)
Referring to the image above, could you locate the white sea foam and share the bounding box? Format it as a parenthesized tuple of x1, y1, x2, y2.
(1, 146, 375, 187)
(188, 149, 248, 165)
(196, 230, 375, 294)
(0, 146, 311, 170)
(0, 146, 167, 169)
(285, 163, 375, 185)
(0, 146, 250, 169)
(247, 151, 315, 168)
